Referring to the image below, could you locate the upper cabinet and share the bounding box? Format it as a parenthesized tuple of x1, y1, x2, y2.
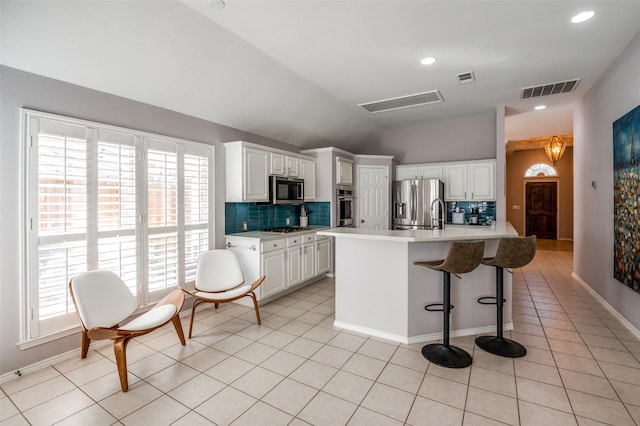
(271, 152, 300, 177)
(336, 157, 354, 185)
(300, 159, 316, 200)
(444, 160, 495, 201)
(224, 141, 315, 202)
(396, 159, 495, 201)
(395, 164, 443, 181)
(225, 142, 270, 202)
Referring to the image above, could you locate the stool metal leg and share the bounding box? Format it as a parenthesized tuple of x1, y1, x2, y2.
(422, 271, 473, 368)
(475, 266, 527, 358)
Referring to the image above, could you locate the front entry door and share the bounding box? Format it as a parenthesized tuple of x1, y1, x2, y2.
(526, 181, 557, 239)
(357, 166, 389, 229)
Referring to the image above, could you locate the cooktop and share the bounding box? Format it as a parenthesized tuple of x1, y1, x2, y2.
(262, 226, 306, 234)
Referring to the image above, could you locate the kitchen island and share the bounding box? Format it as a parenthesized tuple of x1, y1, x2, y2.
(317, 223, 519, 344)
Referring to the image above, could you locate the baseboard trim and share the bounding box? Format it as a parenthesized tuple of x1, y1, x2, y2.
(1, 310, 192, 385)
(571, 272, 640, 340)
(333, 320, 513, 345)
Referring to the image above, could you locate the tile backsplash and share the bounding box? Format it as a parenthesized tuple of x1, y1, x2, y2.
(225, 202, 331, 234)
(446, 201, 496, 225)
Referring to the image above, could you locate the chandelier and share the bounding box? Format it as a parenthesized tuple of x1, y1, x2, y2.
(545, 136, 567, 165)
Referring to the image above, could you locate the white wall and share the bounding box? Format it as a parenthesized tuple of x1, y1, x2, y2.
(574, 31, 640, 331)
(363, 111, 497, 164)
(0, 66, 300, 375)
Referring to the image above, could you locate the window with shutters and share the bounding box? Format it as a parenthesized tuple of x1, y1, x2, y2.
(22, 109, 214, 343)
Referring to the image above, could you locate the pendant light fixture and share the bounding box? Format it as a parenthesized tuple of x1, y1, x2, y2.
(545, 135, 567, 165)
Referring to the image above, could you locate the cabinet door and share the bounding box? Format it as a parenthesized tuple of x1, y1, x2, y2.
(336, 158, 353, 185)
(301, 243, 315, 281)
(287, 247, 302, 286)
(315, 238, 331, 275)
(444, 164, 467, 201)
(244, 148, 270, 201)
(395, 166, 418, 181)
(285, 156, 300, 177)
(418, 165, 443, 180)
(300, 159, 316, 200)
(261, 250, 287, 298)
(468, 162, 495, 200)
(270, 152, 285, 175)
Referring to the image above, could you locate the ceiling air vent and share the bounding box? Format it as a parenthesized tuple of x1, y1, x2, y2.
(520, 78, 581, 99)
(359, 90, 444, 113)
(457, 71, 476, 84)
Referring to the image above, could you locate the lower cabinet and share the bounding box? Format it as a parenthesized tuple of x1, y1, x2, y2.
(316, 237, 331, 275)
(226, 231, 330, 302)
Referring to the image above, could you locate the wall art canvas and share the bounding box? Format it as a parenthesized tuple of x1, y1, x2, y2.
(613, 104, 640, 291)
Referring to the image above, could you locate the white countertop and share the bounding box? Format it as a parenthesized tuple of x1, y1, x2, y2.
(317, 222, 518, 242)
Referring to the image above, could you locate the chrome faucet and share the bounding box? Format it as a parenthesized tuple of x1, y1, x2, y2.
(430, 198, 445, 230)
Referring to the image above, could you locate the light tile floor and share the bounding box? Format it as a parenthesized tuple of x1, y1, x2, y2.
(2, 249, 640, 425)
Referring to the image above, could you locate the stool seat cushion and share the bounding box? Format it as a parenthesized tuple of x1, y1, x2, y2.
(414, 240, 485, 274)
(482, 236, 536, 269)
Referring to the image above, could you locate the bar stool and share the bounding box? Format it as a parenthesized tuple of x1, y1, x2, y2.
(414, 240, 485, 368)
(475, 236, 537, 358)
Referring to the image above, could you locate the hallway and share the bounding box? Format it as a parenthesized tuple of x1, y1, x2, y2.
(2, 247, 639, 425)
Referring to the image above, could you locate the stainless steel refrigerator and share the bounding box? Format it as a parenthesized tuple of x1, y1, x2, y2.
(392, 179, 445, 230)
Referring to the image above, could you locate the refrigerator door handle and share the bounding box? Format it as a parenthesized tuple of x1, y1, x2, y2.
(410, 183, 417, 223)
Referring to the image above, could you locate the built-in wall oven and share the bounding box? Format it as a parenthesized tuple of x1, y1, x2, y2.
(336, 186, 353, 227)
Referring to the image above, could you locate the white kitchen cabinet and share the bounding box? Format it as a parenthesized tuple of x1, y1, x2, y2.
(467, 161, 495, 200)
(444, 163, 468, 201)
(224, 142, 270, 202)
(286, 236, 302, 287)
(225, 141, 315, 202)
(418, 165, 443, 180)
(301, 237, 315, 282)
(271, 153, 301, 177)
(315, 236, 331, 275)
(300, 159, 316, 200)
(396, 165, 443, 181)
(261, 249, 287, 298)
(286, 156, 300, 177)
(444, 160, 495, 201)
(336, 157, 354, 185)
(270, 152, 286, 175)
(225, 230, 329, 303)
(395, 166, 418, 180)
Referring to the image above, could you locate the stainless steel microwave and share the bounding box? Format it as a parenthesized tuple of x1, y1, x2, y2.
(270, 176, 304, 205)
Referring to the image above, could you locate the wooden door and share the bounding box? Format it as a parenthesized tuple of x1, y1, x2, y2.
(526, 182, 557, 239)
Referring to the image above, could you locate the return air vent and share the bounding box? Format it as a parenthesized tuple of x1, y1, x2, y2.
(359, 90, 444, 113)
(520, 78, 581, 99)
(457, 71, 476, 84)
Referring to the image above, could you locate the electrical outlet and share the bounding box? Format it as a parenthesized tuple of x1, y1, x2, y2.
(285, 217, 291, 225)
(242, 221, 248, 231)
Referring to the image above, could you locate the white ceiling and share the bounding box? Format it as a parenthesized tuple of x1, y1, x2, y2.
(3, 1, 640, 152)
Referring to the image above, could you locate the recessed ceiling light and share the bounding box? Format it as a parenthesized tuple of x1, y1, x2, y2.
(534, 105, 546, 110)
(420, 57, 437, 65)
(571, 11, 594, 23)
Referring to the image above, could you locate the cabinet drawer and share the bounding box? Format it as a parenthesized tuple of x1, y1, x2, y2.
(261, 239, 286, 253)
(287, 235, 303, 247)
(315, 233, 329, 241)
(303, 234, 315, 243)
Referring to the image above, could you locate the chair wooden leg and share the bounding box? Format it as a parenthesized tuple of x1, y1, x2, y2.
(80, 329, 91, 359)
(172, 314, 186, 345)
(188, 300, 200, 339)
(249, 292, 261, 325)
(113, 336, 134, 392)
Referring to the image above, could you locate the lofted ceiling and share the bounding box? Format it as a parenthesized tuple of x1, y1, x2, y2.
(2, 1, 640, 152)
